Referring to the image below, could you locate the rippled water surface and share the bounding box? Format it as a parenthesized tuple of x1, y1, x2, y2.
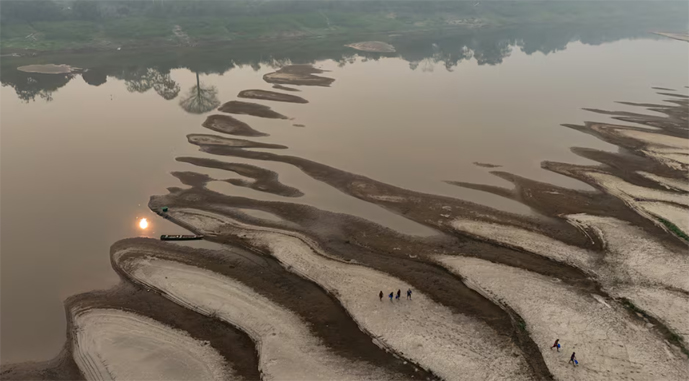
(1, 32, 688, 363)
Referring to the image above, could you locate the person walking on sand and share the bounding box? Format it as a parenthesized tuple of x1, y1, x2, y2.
(396, 289, 401, 301)
(379, 291, 383, 301)
(569, 352, 577, 366)
(407, 289, 412, 300)
(389, 292, 394, 302)
(551, 339, 560, 352)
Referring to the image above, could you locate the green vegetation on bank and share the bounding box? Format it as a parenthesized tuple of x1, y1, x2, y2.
(621, 299, 689, 357)
(657, 217, 689, 242)
(1, 1, 687, 53)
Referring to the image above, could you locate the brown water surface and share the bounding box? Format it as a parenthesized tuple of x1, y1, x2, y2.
(1, 37, 688, 363)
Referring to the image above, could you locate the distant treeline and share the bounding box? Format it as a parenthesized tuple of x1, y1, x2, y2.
(2, 0, 686, 23)
(0, 18, 679, 103)
(1, 1, 686, 53)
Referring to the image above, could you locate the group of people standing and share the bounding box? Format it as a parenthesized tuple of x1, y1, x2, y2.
(379, 289, 412, 301)
(551, 339, 578, 367)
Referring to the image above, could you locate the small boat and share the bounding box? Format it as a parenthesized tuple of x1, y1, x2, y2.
(160, 234, 204, 241)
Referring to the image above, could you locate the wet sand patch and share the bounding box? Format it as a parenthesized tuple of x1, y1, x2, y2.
(448, 171, 640, 224)
(187, 134, 286, 149)
(272, 84, 300, 91)
(238, 89, 308, 104)
(177, 157, 302, 197)
(193, 142, 592, 249)
(171, 171, 215, 187)
(473, 162, 502, 168)
(202, 114, 267, 137)
(218, 100, 288, 119)
(264, 65, 335, 87)
(0, 351, 82, 381)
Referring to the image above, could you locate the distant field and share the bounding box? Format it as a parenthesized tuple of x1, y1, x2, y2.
(0, 11, 475, 52)
(1, 1, 686, 54)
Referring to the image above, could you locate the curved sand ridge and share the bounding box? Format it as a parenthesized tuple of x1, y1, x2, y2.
(437, 257, 689, 381)
(567, 213, 689, 294)
(643, 149, 689, 170)
(71, 308, 231, 381)
(613, 128, 689, 150)
(582, 171, 689, 236)
(166, 208, 533, 381)
(637, 171, 689, 192)
(451, 213, 689, 345)
(449, 217, 595, 271)
(636, 201, 689, 235)
(114, 254, 396, 381)
(585, 172, 689, 208)
(614, 129, 689, 170)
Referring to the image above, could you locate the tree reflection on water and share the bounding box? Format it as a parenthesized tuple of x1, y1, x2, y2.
(178, 72, 220, 114)
(0, 21, 680, 103)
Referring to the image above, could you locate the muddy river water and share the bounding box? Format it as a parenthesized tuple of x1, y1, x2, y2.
(1, 31, 688, 368)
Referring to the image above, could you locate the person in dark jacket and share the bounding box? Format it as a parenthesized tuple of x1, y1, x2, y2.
(551, 339, 560, 352)
(379, 291, 383, 301)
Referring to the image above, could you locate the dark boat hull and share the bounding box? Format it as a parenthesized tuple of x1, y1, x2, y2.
(160, 234, 204, 241)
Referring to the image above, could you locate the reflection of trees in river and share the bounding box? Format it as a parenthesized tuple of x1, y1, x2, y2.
(0, 21, 680, 102)
(0, 71, 72, 102)
(81, 68, 108, 86)
(178, 72, 220, 114)
(118, 68, 181, 100)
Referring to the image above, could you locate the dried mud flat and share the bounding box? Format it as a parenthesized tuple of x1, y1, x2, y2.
(5, 70, 689, 381)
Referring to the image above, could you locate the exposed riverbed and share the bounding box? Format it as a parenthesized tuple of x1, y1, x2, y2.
(1, 31, 688, 380)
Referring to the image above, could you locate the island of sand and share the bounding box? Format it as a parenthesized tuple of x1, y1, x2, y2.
(263, 65, 335, 87)
(238, 89, 309, 104)
(17, 64, 83, 74)
(218, 100, 289, 119)
(345, 41, 396, 53)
